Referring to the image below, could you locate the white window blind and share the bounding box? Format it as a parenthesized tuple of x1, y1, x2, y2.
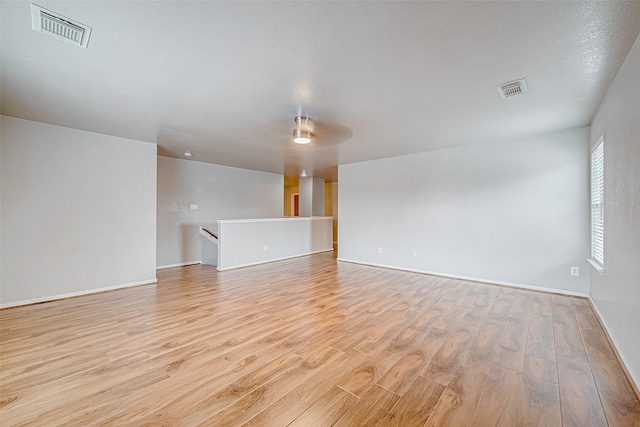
(591, 138, 604, 268)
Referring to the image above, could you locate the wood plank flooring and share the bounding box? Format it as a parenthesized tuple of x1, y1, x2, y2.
(1, 252, 639, 426)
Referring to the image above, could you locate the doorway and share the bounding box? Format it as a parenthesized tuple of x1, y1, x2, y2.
(291, 193, 299, 217)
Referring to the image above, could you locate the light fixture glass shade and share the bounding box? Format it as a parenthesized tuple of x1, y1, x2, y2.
(293, 129, 311, 144)
(293, 116, 312, 144)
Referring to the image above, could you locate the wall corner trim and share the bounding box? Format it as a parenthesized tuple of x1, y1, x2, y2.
(0, 278, 158, 309)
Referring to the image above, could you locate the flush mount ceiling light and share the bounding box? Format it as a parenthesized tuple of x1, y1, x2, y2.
(184, 150, 192, 157)
(293, 116, 313, 144)
(293, 129, 311, 144)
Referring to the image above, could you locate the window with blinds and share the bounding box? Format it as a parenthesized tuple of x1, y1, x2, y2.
(591, 138, 604, 269)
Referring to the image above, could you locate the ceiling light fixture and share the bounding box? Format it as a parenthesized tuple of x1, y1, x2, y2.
(293, 130, 311, 144)
(184, 150, 192, 157)
(293, 116, 312, 144)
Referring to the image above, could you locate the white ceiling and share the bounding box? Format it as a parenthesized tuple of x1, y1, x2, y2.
(2, 1, 639, 181)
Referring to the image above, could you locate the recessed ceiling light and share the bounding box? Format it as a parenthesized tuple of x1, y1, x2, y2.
(184, 150, 192, 157)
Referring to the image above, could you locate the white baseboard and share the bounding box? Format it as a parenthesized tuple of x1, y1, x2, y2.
(336, 258, 590, 298)
(217, 248, 334, 271)
(587, 296, 640, 397)
(0, 278, 158, 309)
(156, 261, 202, 270)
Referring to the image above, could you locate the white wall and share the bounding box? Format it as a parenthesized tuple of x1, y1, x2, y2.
(217, 217, 333, 270)
(299, 177, 313, 217)
(339, 127, 590, 294)
(589, 34, 640, 386)
(330, 181, 338, 244)
(311, 178, 325, 216)
(156, 156, 283, 267)
(0, 116, 157, 307)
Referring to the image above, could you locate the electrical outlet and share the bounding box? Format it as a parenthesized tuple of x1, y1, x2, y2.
(411, 250, 417, 258)
(377, 247, 383, 254)
(570, 267, 579, 276)
(264, 245, 268, 251)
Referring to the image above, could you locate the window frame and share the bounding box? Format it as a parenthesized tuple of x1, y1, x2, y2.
(589, 136, 604, 274)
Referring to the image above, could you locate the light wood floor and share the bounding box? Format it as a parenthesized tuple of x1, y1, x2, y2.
(1, 253, 639, 426)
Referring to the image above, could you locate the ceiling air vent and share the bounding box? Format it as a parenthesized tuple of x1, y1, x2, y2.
(31, 4, 92, 48)
(497, 79, 528, 98)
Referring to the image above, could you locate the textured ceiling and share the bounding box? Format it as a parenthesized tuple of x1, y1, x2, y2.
(2, 1, 639, 181)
